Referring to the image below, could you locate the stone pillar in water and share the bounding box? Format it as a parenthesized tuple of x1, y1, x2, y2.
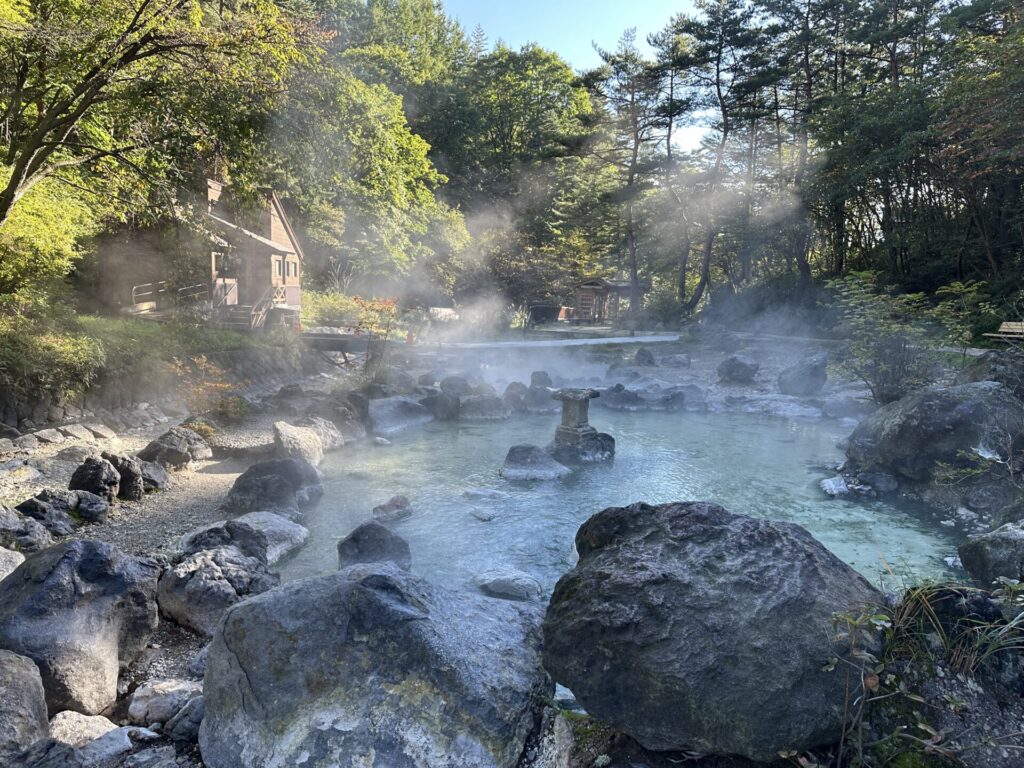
(552, 388, 600, 447)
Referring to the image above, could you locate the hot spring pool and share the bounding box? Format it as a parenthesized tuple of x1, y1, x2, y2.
(279, 409, 961, 591)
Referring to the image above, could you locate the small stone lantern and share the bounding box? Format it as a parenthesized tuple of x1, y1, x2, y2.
(552, 388, 600, 447)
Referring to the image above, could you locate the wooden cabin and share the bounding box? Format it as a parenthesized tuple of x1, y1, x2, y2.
(574, 278, 650, 322)
(107, 180, 305, 331)
(205, 180, 303, 329)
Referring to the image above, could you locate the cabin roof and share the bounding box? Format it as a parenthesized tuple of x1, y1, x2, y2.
(207, 214, 294, 255)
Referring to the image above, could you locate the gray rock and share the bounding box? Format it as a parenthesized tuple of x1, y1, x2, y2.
(0, 506, 54, 553)
(297, 416, 344, 452)
(127, 679, 202, 725)
(14, 434, 40, 451)
(77, 726, 159, 766)
(22, 490, 108, 526)
(419, 391, 460, 420)
(521, 386, 559, 414)
(223, 458, 323, 518)
(857, 471, 899, 494)
(0, 649, 49, 763)
(372, 494, 414, 522)
(137, 427, 212, 469)
(717, 354, 760, 383)
(122, 745, 177, 768)
(500, 445, 571, 481)
(531, 371, 554, 388)
(633, 347, 656, 366)
(543, 501, 884, 762)
(440, 375, 473, 397)
(778, 353, 829, 396)
(100, 453, 145, 502)
(0, 546, 25, 580)
(179, 511, 307, 566)
(48, 711, 118, 747)
(34, 429, 66, 445)
(0, 540, 160, 715)
(473, 569, 543, 602)
(959, 522, 1024, 587)
(58, 425, 94, 443)
(16, 497, 76, 536)
(187, 645, 209, 679)
(847, 382, 1024, 482)
(460, 395, 511, 421)
(68, 458, 120, 504)
(12, 737, 84, 767)
(138, 461, 170, 493)
(337, 521, 412, 571)
(157, 545, 279, 637)
(164, 695, 203, 744)
(368, 396, 433, 436)
(273, 420, 324, 466)
(82, 424, 117, 441)
(199, 563, 550, 768)
(820, 475, 850, 497)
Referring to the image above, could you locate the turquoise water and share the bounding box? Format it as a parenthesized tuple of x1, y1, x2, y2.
(280, 410, 961, 592)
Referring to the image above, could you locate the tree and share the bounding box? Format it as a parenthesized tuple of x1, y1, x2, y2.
(0, 0, 295, 229)
(587, 30, 665, 316)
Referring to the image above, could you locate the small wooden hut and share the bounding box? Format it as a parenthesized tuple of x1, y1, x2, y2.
(574, 278, 650, 322)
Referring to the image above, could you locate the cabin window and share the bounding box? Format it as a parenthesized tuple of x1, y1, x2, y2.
(275, 259, 284, 277)
(287, 261, 298, 278)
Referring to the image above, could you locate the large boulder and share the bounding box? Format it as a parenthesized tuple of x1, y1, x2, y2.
(157, 546, 279, 637)
(460, 395, 513, 422)
(68, 458, 120, 504)
(419, 391, 461, 421)
(500, 445, 571, 481)
(368, 396, 433, 436)
(543, 501, 884, 762)
(778, 353, 829, 396)
(48, 711, 118, 747)
(0, 649, 49, 763)
(137, 427, 212, 470)
(717, 354, 760, 384)
(18, 490, 108, 531)
(139, 461, 171, 493)
(222, 457, 323, 518)
(337, 522, 412, 571)
(100, 452, 145, 502)
(297, 416, 344, 452)
(846, 382, 1024, 482)
(959, 522, 1024, 587)
(199, 563, 550, 768)
(0, 506, 53, 553)
(958, 347, 1024, 401)
(272, 420, 323, 466)
(179, 511, 308, 566)
(0, 540, 160, 715)
(15, 497, 76, 537)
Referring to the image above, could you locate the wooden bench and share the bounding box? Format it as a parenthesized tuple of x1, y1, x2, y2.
(984, 322, 1024, 342)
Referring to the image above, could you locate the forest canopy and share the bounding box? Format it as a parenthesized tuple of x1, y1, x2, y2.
(0, 0, 1021, 327)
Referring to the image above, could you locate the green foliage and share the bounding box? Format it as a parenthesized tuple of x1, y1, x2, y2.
(0, 315, 104, 400)
(828, 274, 941, 404)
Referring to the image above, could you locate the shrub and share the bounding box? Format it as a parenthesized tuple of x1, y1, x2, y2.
(0, 315, 104, 400)
(302, 290, 399, 337)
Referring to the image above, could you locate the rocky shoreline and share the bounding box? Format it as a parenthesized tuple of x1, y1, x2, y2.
(1, 332, 1022, 768)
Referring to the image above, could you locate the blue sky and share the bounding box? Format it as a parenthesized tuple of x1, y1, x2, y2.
(442, 0, 694, 71)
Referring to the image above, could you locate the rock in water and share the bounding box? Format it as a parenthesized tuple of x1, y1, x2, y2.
(137, 426, 212, 469)
(372, 494, 414, 522)
(543, 501, 884, 762)
(717, 354, 760, 384)
(0, 540, 160, 715)
(473, 569, 543, 602)
(959, 522, 1024, 587)
(847, 382, 1024, 482)
(0, 649, 49, 763)
(500, 445, 571, 481)
(337, 522, 412, 571)
(633, 347, 656, 367)
(68, 457, 120, 503)
(367, 396, 433, 436)
(200, 563, 550, 768)
(778, 353, 829, 396)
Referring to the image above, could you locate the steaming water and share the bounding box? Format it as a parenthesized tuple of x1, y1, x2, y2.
(280, 410, 961, 592)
